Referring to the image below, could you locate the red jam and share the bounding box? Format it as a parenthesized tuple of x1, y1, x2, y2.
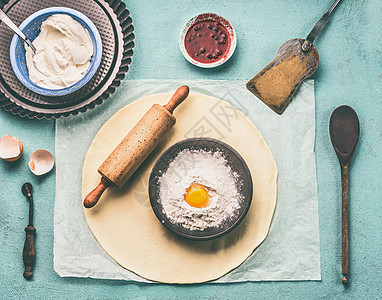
(184, 20, 231, 64)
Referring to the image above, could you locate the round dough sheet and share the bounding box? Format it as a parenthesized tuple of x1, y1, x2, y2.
(82, 93, 277, 283)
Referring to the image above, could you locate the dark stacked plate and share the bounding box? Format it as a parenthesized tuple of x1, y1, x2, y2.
(0, 0, 134, 119)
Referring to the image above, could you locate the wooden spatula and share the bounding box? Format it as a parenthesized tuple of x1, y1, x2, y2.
(247, 0, 341, 115)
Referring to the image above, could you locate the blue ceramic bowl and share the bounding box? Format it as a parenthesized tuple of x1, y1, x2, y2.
(10, 7, 102, 96)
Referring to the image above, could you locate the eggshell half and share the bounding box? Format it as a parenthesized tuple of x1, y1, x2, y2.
(29, 149, 54, 175)
(0, 135, 23, 161)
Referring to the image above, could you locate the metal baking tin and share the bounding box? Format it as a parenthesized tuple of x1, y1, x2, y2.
(0, 0, 134, 119)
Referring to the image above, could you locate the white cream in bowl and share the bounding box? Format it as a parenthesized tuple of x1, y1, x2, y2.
(25, 14, 93, 90)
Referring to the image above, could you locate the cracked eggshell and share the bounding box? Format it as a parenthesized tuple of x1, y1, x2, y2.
(0, 135, 23, 161)
(29, 149, 54, 175)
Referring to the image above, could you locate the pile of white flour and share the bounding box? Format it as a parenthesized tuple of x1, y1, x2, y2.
(158, 149, 243, 231)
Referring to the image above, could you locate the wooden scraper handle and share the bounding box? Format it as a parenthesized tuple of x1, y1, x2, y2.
(83, 85, 190, 208)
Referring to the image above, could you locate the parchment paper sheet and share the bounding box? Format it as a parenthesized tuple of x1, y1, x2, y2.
(54, 79, 320, 282)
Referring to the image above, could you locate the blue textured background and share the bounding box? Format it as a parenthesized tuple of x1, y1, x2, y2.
(1, 0, 381, 299)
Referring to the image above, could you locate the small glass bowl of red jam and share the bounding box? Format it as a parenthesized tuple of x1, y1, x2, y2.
(180, 13, 236, 68)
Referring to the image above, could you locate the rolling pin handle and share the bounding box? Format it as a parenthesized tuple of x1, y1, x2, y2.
(163, 85, 190, 114)
(83, 177, 111, 208)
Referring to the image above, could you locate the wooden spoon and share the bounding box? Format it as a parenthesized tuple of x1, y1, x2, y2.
(329, 105, 360, 284)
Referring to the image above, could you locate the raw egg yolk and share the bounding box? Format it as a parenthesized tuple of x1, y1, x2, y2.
(185, 183, 211, 208)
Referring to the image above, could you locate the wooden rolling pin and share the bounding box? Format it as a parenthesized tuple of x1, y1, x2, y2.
(83, 86, 190, 208)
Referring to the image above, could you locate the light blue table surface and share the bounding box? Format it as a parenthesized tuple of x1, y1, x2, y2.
(1, 0, 381, 299)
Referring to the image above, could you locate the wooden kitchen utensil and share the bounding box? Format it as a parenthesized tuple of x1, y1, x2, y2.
(329, 105, 360, 284)
(247, 0, 341, 115)
(83, 85, 190, 208)
(21, 182, 36, 280)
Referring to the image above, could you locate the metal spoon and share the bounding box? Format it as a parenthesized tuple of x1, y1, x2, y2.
(21, 182, 36, 280)
(329, 105, 360, 284)
(0, 9, 36, 53)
